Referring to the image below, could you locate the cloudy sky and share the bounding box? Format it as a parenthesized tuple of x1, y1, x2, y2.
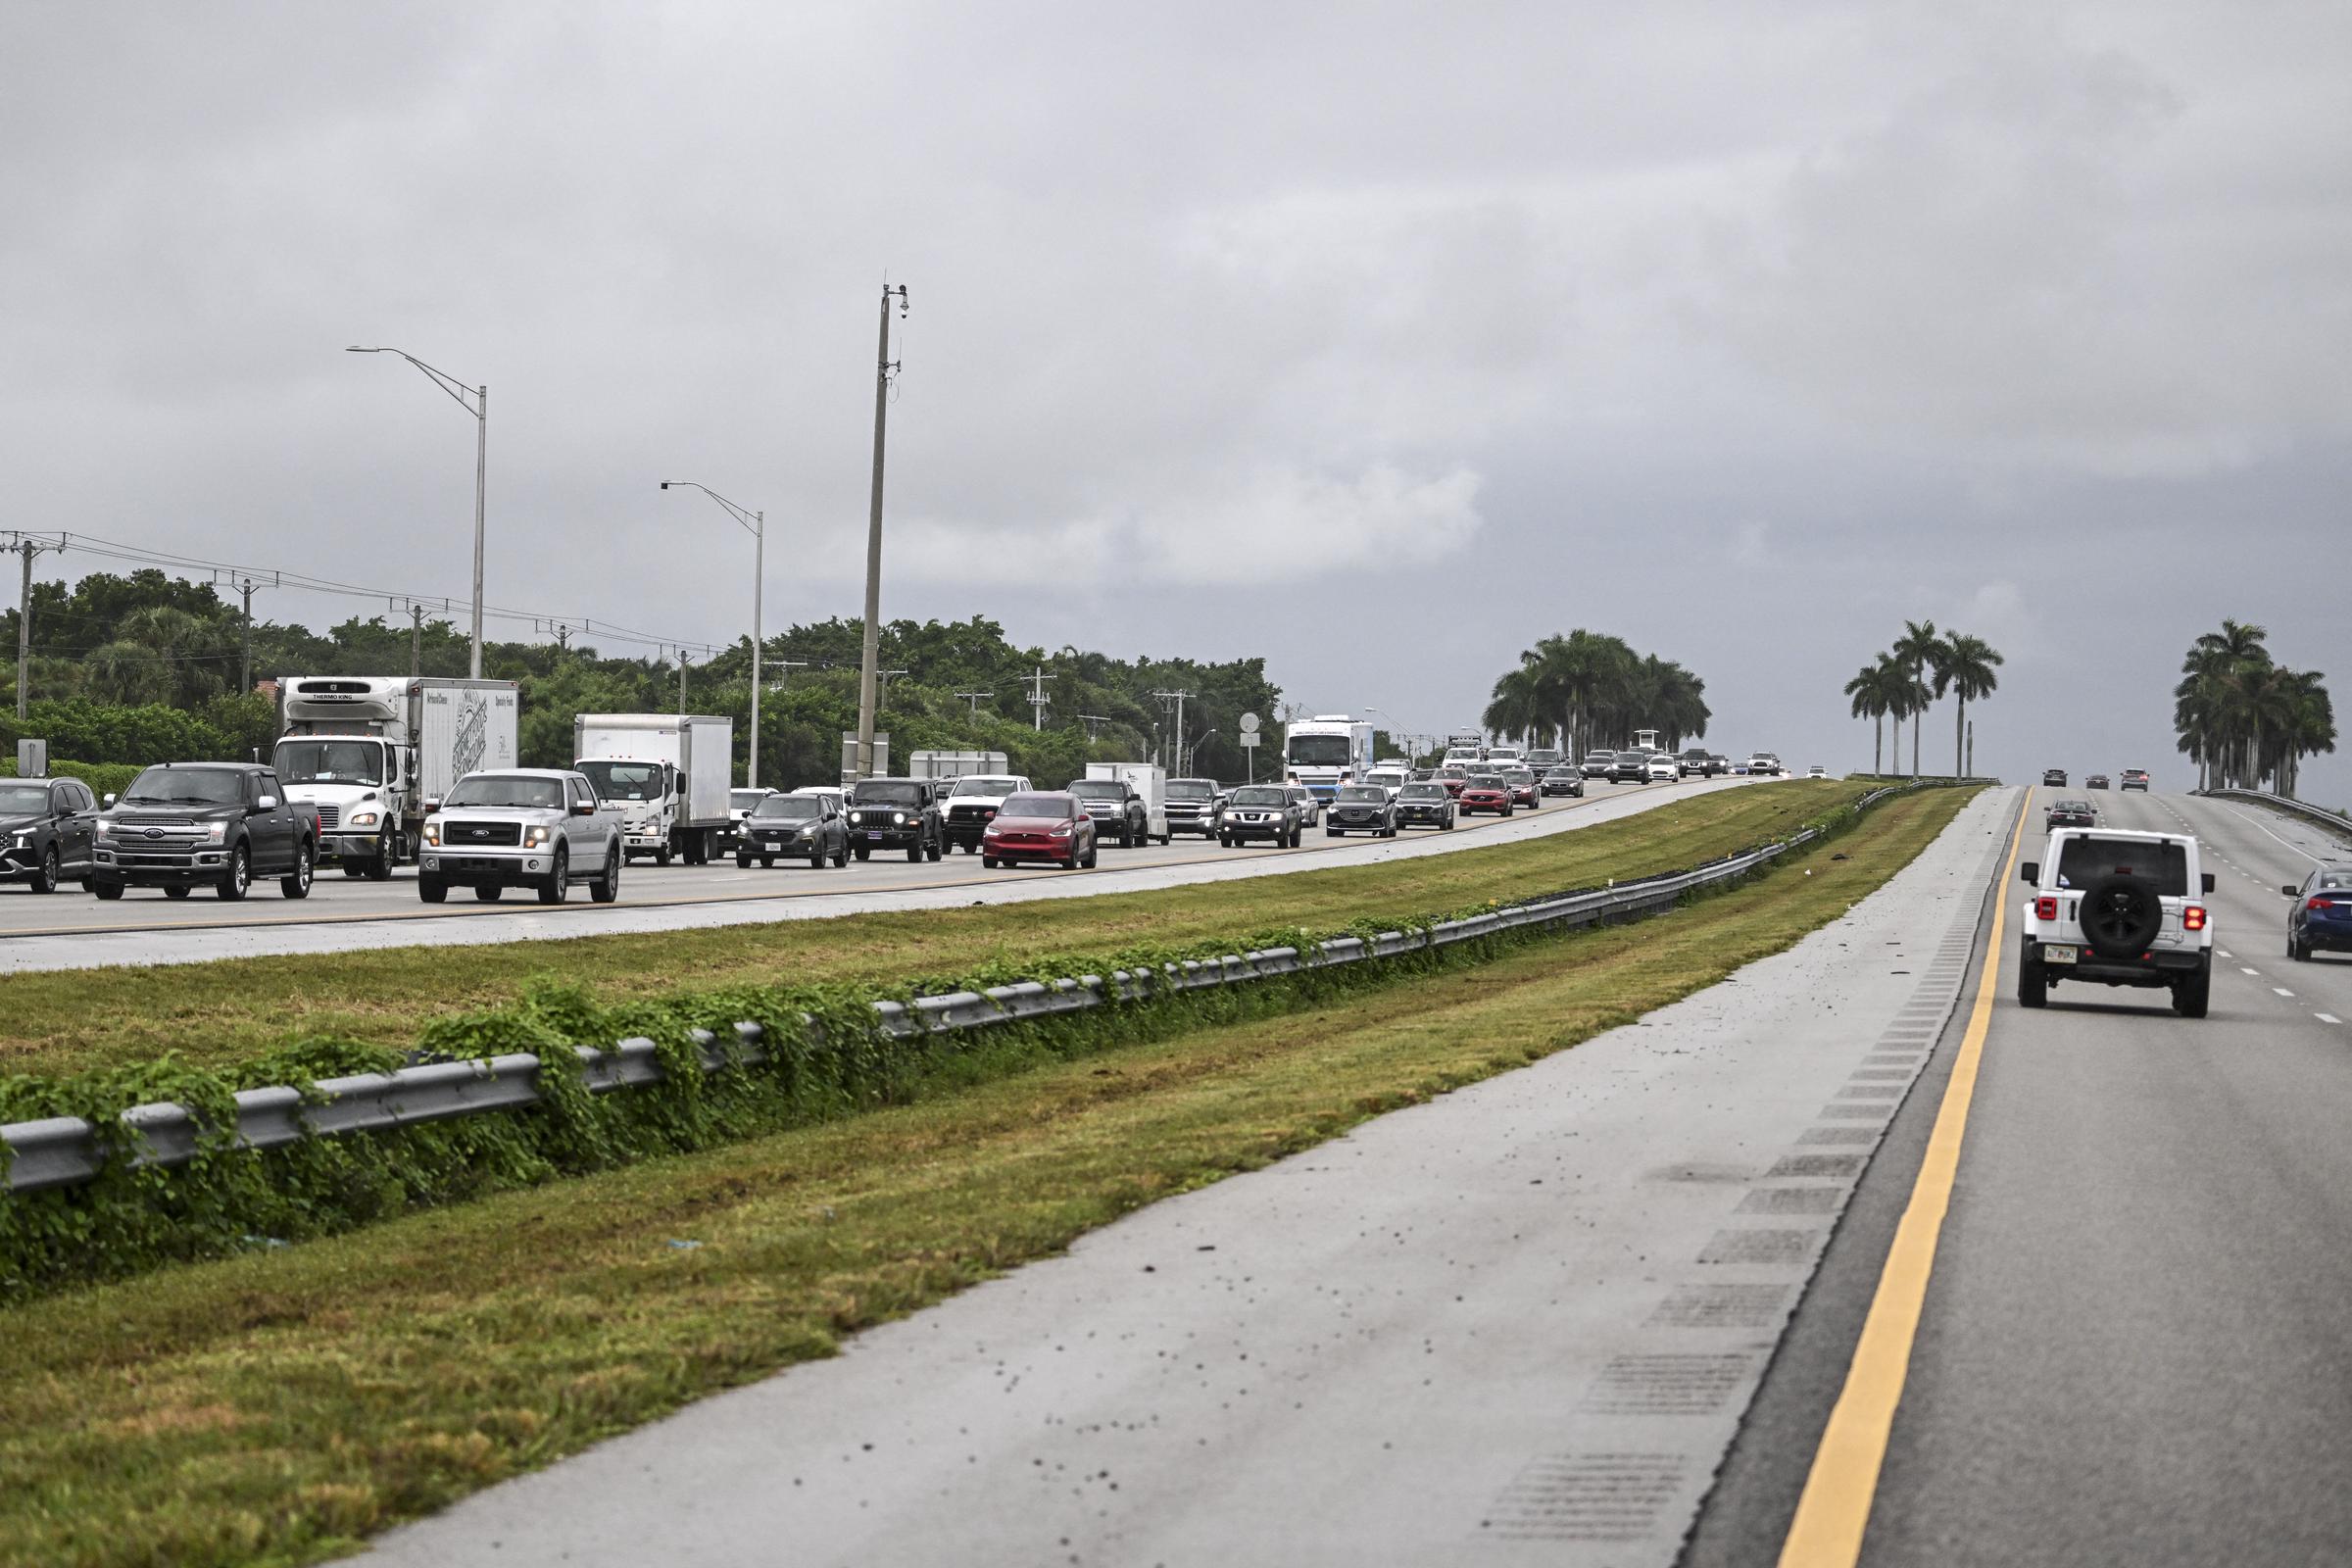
(7, 2, 2348, 795)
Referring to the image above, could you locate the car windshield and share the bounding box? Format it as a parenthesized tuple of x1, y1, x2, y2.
(273, 739, 384, 786)
(1400, 784, 1446, 800)
(1466, 775, 1503, 788)
(1167, 781, 1214, 801)
(1286, 736, 1353, 766)
(445, 774, 564, 809)
(731, 790, 769, 810)
(1067, 781, 1124, 800)
(1545, 767, 1576, 778)
(952, 777, 1023, 796)
(2054, 801, 2093, 813)
(851, 781, 923, 807)
(122, 768, 245, 806)
(578, 760, 662, 802)
(0, 783, 52, 814)
(1618, 753, 1646, 764)
(2054, 837, 2189, 896)
(1228, 787, 1288, 807)
(1000, 794, 1072, 818)
(1338, 786, 1386, 803)
(753, 796, 819, 820)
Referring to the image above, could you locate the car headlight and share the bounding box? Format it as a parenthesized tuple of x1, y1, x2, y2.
(349, 810, 379, 828)
(893, 811, 906, 825)
(524, 825, 554, 848)
(205, 821, 228, 843)
(794, 826, 813, 838)
(1049, 824, 1073, 838)
(850, 809, 864, 823)
(11, 831, 27, 847)
(423, 823, 441, 847)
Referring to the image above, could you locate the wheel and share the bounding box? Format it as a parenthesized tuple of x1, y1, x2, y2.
(418, 876, 448, 904)
(475, 884, 503, 902)
(2174, 960, 2212, 1018)
(982, 856, 999, 869)
(686, 832, 708, 866)
(906, 843, 922, 863)
(1444, 817, 1454, 831)
(280, 842, 314, 899)
(1219, 835, 1233, 848)
(2017, 948, 2048, 1008)
(164, 884, 192, 900)
(341, 862, 366, 878)
(833, 843, 849, 868)
(29, 846, 58, 895)
(1121, 820, 1136, 849)
(926, 838, 942, 862)
(93, 878, 124, 901)
(1288, 826, 1302, 848)
(1157, 833, 1170, 846)
(1082, 842, 1099, 869)
(590, 847, 621, 904)
(737, 854, 753, 869)
(655, 847, 672, 868)
(1327, 827, 1341, 838)
(537, 849, 569, 905)
(217, 844, 250, 902)
(364, 831, 398, 881)
(1501, 804, 1513, 816)
(855, 846, 870, 861)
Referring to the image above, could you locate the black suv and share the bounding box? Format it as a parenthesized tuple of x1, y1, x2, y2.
(845, 777, 943, 862)
(94, 761, 317, 901)
(0, 775, 100, 894)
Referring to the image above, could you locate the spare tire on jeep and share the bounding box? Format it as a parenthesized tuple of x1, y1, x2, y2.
(2080, 875, 2164, 959)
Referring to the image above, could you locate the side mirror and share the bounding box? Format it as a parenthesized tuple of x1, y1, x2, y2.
(423, 797, 442, 813)
(2019, 861, 2039, 885)
(572, 800, 597, 817)
(2284, 884, 2302, 898)
(2201, 872, 2215, 895)
(103, 793, 118, 808)
(256, 794, 279, 810)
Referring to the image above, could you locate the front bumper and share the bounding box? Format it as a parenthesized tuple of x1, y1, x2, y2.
(741, 831, 821, 858)
(985, 833, 1081, 863)
(1327, 812, 1388, 833)
(94, 844, 232, 886)
(1165, 808, 1217, 835)
(1396, 807, 1451, 828)
(849, 822, 925, 849)
(420, 849, 556, 880)
(318, 831, 386, 861)
(0, 839, 48, 880)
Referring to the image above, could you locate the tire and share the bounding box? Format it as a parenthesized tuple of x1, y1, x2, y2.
(2289, 934, 2306, 961)
(2017, 948, 2048, 1008)
(30, 845, 58, 895)
(833, 843, 849, 868)
(1288, 826, 1302, 848)
(737, 855, 753, 869)
(1219, 835, 1232, 848)
(926, 838, 941, 862)
(982, 856, 999, 869)
(2080, 875, 2163, 959)
(280, 842, 313, 900)
(906, 843, 922, 863)
(418, 876, 448, 904)
(475, 884, 502, 902)
(591, 847, 621, 904)
(1443, 817, 1454, 831)
(655, 847, 672, 868)
(93, 878, 124, 901)
(1082, 842, 1099, 869)
(855, 846, 869, 862)
(538, 849, 569, 905)
(365, 831, 398, 881)
(1327, 827, 1341, 838)
(1120, 820, 1136, 849)
(2175, 959, 2212, 1018)
(1501, 804, 1513, 816)
(164, 884, 192, 900)
(217, 844, 250, 902)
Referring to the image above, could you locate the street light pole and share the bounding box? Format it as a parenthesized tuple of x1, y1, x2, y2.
(662, 482, 765, 787)
(348, 347, 487, 678)
(854, 283, 909, 781)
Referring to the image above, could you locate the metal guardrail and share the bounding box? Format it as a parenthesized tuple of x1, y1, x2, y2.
(2, 788, 1904, 1196)
(2202, 787, 2352, 840)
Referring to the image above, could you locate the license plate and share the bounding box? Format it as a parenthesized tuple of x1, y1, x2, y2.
(867, 831, 885, 841)
(2043, 944, 2079, 964)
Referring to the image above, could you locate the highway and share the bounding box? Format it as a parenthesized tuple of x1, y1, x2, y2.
(0, 777, 1739, 973)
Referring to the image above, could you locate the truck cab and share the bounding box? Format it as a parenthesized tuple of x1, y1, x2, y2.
(2018, 827, 2215, 1016)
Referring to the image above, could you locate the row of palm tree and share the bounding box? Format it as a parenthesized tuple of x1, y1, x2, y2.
(1483, 630, 1710, 756)
(1843, 620, 2004, 777)
(2174, 620, 2334, 795)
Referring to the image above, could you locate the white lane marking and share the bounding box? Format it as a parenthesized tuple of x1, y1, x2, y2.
(2219, 950, 2233, 959)
(2240, 966, 2263, 975)
(2212, 801, 2331, 864)
(2275, 987, 2297, 998)
(2318, 1013, 2342, 1025)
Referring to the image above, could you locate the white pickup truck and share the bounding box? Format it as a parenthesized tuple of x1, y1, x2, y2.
(2017, 826, 2215, 1017)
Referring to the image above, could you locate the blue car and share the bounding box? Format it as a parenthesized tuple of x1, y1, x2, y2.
(2284, 864, 2352, 961)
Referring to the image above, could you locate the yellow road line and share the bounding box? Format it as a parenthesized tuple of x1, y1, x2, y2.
(1778, 787, 2032, 1567)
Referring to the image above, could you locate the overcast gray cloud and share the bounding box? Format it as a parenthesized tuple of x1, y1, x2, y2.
(6, 1, 2348, 796)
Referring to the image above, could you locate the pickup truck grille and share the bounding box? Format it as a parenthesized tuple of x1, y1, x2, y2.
(949, 804, 997, 824)
(444, 821, 522, 847)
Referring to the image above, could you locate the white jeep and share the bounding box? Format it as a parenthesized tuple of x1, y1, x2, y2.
(2017, 826, 2215, 1017)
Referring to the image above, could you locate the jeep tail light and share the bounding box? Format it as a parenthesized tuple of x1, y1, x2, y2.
(2182, 906, 2207, 932)
(2034, 897, 2058, 921)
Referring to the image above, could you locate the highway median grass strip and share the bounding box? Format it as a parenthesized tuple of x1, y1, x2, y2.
(0, 785, 1976, 1568)
(0, 780, 1869, 1082)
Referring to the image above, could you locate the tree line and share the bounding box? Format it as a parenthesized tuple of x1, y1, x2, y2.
(1482, 629, 1710, 755)
(2173, 619, 2334, 796)
(1, 569, 1281, 786)
(1842, 620, 2002, 777)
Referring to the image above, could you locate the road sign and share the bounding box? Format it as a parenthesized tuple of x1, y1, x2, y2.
(1238, 711, 1259, 734)
(1239, 731, 1259, 748)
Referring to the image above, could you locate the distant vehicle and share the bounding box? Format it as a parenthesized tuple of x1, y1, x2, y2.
(846, 777, 943, 862)
(95, 762, 317, 904)
(1220, 784, 1303, 848)
(1485, 744, 1525, 769)
(1326, 784, 1398, 838)
(788, 785, 847, 817)
(574, 713, 733, 866)
(1434, 764, 1473, 797)
(2283, 865, 2352, 962)
(2017, 828, 2214, 1015)
(1394, 780, 1456, 831)
(1580, 750, 1617, 779)
(2045, 799, 2097, 829)
(1680, 748, 1712, 777)
(1709, 754, 1731, 775)
(1285, 782, 1323, 828)
(1442, 745, 1486, 769)
(1085, 763, 1171, 846)
(1610, 751, 1650, 785)
(940, 773, 1035, 855)
(1806, 764, 1828, 779)
(1363, 765, 1410, 799)
(1746, 753, 1784, 776)
(419, 767, 620, 906)
(982, 792, 1099, 869)
(0, 774, 99, 895)
(1644, 754, 1681, 784)
(1284, 715, 1377, 804)
(273, 674, 519, 880)
(2085, 774, 2111, 791)
(2042, 768, 2068, 787)
(2120, 769, 2151, 792)
(1458, 773, 1513, 817)
(719, 788, 773, 856)
(1163, 776, 1223, 838)
(1500, 766, 1543, 808)
(735, 793, 849, 869)
(1524, 748, 1563, 771)
(1541, 765, 1585, 798)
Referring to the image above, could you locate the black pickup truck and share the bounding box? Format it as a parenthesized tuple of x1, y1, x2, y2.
(93, 761, 318, 902)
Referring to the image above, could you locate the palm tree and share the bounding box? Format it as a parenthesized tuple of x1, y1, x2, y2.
(1892, 619, 1941, 777)
(1937, 631, 2003, 777)
(1482, 662, 1545, 748)
(1844, 661, 1890, 774)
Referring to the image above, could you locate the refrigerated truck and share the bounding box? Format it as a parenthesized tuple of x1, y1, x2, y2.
(573, 713, 734, 865)
(271, 676, 519, 877)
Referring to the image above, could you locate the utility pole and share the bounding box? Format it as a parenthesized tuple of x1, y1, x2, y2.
(678, 648, 690, 717)
(955, 691, 994, 718)
(1077, 713, 1112, 741)
(237, 577, 257, 694)
(12, 534, 64, 720)
(1152, 690, 1194, 770)
(410, 602, 423, 679)
(854, 282, 910, 780)
(1022, 664, 1056, 730)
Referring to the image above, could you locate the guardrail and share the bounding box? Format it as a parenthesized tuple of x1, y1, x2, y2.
(3, 787, 1912, 1196)
(2202, 787, 2352, 840)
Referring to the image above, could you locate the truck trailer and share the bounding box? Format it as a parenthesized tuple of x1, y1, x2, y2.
(272, 676, 520, 877)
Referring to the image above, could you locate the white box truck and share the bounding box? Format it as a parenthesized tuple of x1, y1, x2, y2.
(1082, 760, 1169, 845)
(273, 676, 520, 878)
(573, 713, 734, 866)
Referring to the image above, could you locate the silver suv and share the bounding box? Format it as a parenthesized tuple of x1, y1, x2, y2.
(2017, 826, 2214, 1016)
(420, 768, 623, 906)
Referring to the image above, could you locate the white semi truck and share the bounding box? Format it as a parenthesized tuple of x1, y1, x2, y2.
(1282, 714, 1377, 804)
(271, 676, 520, 878)
(572, 713, 735, 865)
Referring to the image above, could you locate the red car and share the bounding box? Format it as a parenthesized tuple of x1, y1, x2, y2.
(1457, 775, 1513, 816)
(1435, 764, 1472, 798)
(1500, 769, 1542, 808)
(980, 791, 1099, 869)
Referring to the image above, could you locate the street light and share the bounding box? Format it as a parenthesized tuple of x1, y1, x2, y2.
(662, 482, 765, 788)
(347, 347, 487, 678)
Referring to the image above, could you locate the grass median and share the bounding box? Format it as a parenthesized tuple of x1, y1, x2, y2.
(0, 783, 1976, 1568)
(0, 780, 1870, 1081)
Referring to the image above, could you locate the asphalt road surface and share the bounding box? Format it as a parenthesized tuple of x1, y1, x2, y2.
(0, 777, 1745, 972)
(1690, 787, 2352, 1567)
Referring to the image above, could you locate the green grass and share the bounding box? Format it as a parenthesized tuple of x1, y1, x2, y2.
(0, 784, 1975, 1568)
(0, 779, 1875, 1081)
